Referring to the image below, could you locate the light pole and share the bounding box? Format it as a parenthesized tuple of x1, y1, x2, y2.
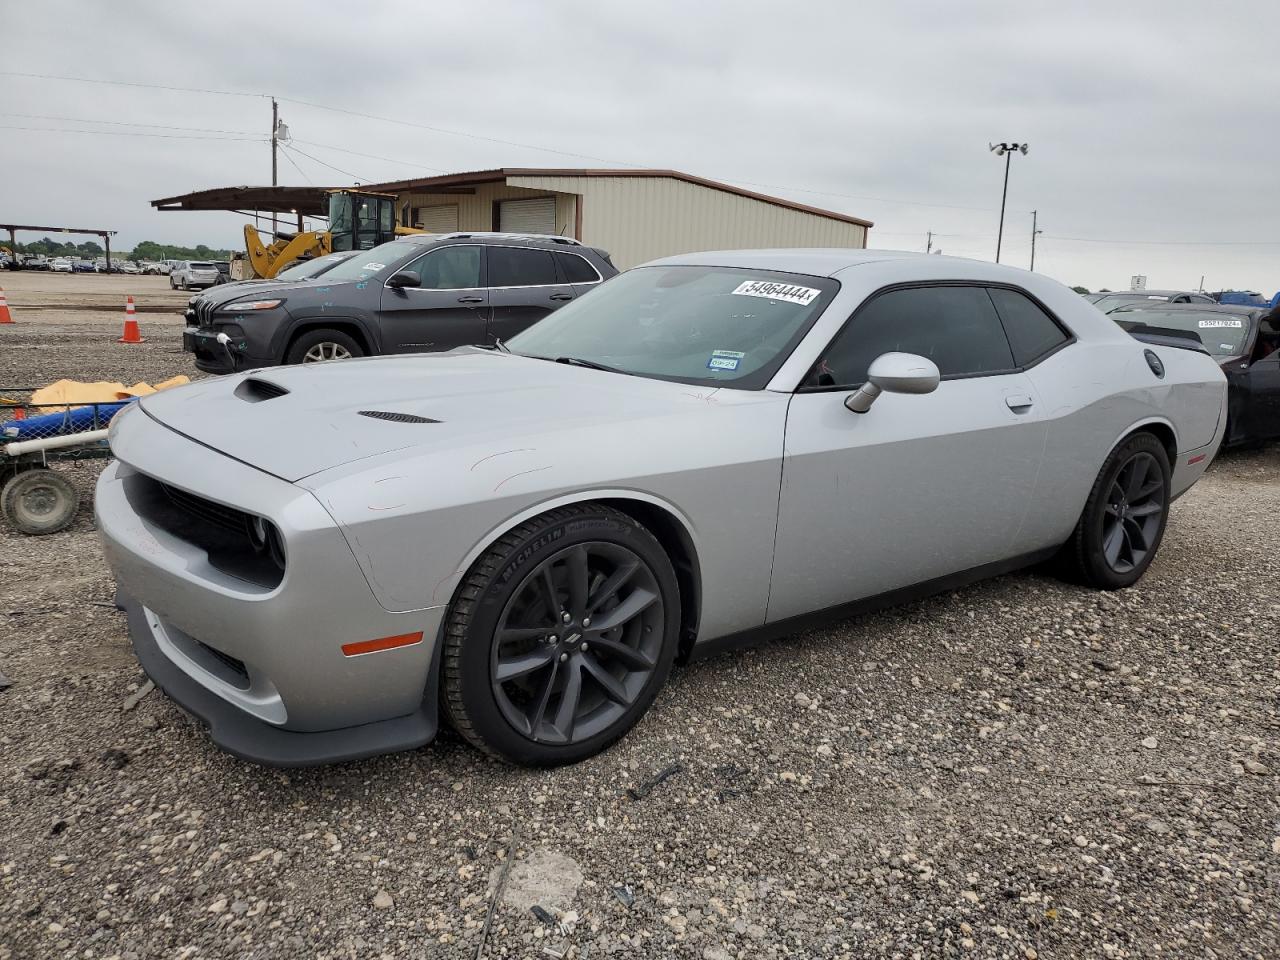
(989, 142, 1028, 263)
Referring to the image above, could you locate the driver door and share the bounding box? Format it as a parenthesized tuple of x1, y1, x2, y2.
(377, 244, 490, 353)
(768, 284, 1048, 622)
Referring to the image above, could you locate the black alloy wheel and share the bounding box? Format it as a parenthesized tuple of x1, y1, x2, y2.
(1065, 432, 1171, 589)
(1100, 451, 1165, 574)
(491, 541, 665, 745)
(442, 504, 681, 766)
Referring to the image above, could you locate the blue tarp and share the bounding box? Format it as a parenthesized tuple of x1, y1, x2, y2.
(1, 399, 134, 441)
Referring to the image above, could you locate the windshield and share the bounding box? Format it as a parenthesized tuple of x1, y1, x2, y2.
(316, 239, 430, 283)
(275, 253, 356, 282)
(1113, 309, 1253, 357)
(507, 265, 839, 388)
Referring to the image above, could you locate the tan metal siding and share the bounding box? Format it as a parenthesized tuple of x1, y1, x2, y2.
(511, 175, 867, 269)
(397, 182, 576, 237)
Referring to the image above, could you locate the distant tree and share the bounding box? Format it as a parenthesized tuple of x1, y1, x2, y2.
(76, 240, 103, 257)
(127, 240, 234, 261)
(1070, 285, 1090, 294)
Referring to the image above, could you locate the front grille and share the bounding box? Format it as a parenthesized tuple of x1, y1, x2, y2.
(197, 298, 216, 328)
(161, 482, 252, 536)
(196, 641, 249, 688)
(358, 410, 440, 424)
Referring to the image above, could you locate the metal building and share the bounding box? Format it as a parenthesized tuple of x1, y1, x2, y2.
(364, 169, 872, 268)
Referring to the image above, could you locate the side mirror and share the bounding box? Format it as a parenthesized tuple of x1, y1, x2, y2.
(386, 270, 420, 289)
(844, 352, 941, 413)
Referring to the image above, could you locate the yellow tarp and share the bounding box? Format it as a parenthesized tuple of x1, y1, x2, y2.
(30, 376, 190, 410)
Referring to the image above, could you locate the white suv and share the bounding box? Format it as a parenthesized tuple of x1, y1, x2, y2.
(170, 261, 220, 290)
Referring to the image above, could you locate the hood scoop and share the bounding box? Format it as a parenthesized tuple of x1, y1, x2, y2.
(357, 410, 440, 424)
(234, 378, 290, 403)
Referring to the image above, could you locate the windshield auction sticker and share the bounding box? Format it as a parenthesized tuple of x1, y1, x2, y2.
(731, 280, 821, 305)
(1198, 319, 1243, 328)
(707, 349, 744, 371)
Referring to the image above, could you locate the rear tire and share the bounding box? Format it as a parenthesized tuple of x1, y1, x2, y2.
(441, 504, 680, 766)
(285, 328, 364, 365)
(2, 468, 79, 535)
(1064, 432, 1171, 589)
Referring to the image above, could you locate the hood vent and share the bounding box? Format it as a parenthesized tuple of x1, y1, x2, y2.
(357, 410, 440, 424)
(234, 378, 290, 403)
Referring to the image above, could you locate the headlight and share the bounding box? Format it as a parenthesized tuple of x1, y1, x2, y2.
(248, 515, 287, 571)
(218, 299, 283, 313)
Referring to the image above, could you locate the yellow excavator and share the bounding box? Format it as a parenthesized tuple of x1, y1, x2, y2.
(242, 189, 425, 279)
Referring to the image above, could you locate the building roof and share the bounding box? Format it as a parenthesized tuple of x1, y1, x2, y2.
(151, 186, 334, 216)
(361, 168, 874, 229)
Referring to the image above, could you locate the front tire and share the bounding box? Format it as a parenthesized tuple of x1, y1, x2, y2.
(442, 504, 681, 766)
(285, 328, 364, 365)
(1065, 432, 1171, 589)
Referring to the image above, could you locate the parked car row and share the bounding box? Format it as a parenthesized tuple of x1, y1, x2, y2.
(109, 243, 1231, 768)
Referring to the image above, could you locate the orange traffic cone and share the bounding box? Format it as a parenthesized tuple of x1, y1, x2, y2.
(117, 295, 145, 344)
(0, 287, 13, 324)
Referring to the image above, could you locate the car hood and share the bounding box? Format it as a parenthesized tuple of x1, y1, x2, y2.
(138, 349, 728, 482)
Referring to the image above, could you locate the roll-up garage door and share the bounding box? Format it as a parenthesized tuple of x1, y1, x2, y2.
(498, 197, 556, 235)
(413, 204, 459, 233)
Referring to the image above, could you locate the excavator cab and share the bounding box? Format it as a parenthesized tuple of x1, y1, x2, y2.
(327, 190, 398, 251)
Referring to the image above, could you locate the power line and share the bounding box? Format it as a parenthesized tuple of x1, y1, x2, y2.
(276, 94, 633, 167)
(3, 69, 1022, 217)
(0, 111, 259, 135)
(0, 71, 264, 99)
(289, 138, 451, 175)
(281, 143, 366, 182)
(278, 145, 314, 186)
(0, 124, 263, 142)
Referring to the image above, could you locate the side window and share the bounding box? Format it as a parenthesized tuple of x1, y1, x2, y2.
(404, 246, 481, 290)
(488, 247, 558, 287)
(987, 287, 1071, 366)
(556, 252, 600, 284)
(807, 286, 1015, 388)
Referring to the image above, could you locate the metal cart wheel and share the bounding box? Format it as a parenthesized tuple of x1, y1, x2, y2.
(1, 467, 79, 535)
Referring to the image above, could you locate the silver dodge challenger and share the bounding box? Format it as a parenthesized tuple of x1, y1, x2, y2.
(98, 249, 1227, 766)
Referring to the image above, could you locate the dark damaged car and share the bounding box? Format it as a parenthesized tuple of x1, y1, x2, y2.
(1111, 303, 1280, 446)
(183, 233, 616, 373)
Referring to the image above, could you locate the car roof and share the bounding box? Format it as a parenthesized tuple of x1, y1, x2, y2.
(1097, 289, 1202, 298)
(644, 247, 1041, 280)
(385, 232, 584, 250)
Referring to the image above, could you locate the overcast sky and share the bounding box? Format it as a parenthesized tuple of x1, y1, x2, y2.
(4, 0, 1277, 293)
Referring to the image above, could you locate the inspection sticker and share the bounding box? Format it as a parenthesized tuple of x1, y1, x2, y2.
(731, 280, 821, 305)
(1198, 319, 1243, 328)
(707, 349, 744, 371)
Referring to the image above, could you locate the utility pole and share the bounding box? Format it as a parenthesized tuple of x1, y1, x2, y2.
(926, 231, 933, 254)
(1029, 210, 1042, 271)
(270, 97, 279, 238)
(989, 142, 1029, 264)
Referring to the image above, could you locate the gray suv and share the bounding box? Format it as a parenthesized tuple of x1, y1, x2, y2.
(183, 233, 617, 373)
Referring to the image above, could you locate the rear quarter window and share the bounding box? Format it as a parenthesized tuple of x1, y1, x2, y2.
(987, 287, 1071, 366)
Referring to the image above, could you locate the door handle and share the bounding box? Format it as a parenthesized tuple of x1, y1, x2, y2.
(1005, 394, 1034, 412)
(456, 296, 484, 304)
(550, 293, 574, 301)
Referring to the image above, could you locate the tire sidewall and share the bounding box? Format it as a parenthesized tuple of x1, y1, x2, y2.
(1079, 434, 1171, 589)
(451, 509, 680, 765)
(285, 329, 363, 365)
(2, 469, 78, 535)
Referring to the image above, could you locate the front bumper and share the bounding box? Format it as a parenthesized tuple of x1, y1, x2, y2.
(120, 591, 437, 766)
(182, 327, 274, 374)
(96, 406, 446, 765)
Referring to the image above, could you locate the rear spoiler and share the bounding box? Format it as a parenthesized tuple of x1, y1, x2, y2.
(1116, 322, 1211, 355)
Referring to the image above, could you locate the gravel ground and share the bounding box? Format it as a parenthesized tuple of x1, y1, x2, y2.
(1, 319, 1277, 960)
